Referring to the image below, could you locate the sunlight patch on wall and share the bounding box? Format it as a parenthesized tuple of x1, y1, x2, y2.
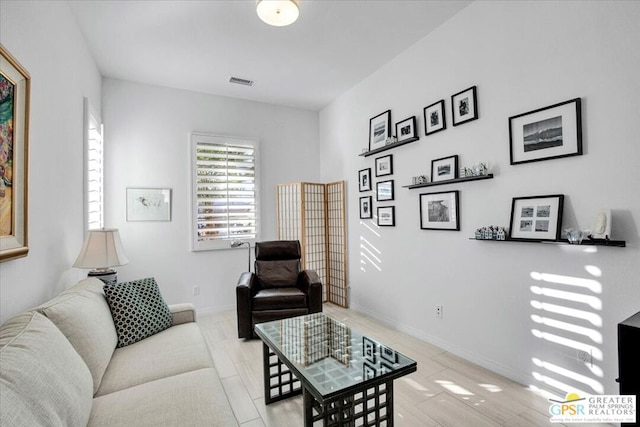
(532, 357, 604, 393)
(359, 222, 381, 272)
(529, 266, 604, 403)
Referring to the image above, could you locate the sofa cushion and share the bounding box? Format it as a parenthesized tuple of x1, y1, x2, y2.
(253, 287, 307, 311)
(95, 322, 214, 396)
(103, 277, 172, 348)
(37, 277, 117, 395)
(89, 368, 238, 427)
(0, 312, 93, 426)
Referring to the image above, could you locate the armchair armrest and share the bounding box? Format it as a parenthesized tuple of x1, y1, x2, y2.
(236, 272, 257, 338)
(299, 270, 323, 313)
(169, 303, 196, 326)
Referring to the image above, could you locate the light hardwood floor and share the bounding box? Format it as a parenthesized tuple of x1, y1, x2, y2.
(197, 304, 588, 426)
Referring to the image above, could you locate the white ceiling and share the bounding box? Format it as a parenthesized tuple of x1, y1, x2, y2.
(69, 0, 471, 111)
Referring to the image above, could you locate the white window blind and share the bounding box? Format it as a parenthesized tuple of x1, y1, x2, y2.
(190, 133, 260, 251)
(84, 98, 103, 230)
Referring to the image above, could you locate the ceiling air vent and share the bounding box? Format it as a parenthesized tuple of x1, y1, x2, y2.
(229, 76, 254, 87)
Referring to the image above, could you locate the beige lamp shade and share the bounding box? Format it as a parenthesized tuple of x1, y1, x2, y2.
(256, 0, 299, 27)
(73, 228, 129, 270)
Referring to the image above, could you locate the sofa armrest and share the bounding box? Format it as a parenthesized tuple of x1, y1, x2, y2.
(236, 272, 256, 338)
(169, 303, 197, 325)
(299, 270, 323, 313)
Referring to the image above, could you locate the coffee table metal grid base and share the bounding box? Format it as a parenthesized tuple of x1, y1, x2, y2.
(304, 382, 393, 427)
(263, 343, 394, 426)
(264, 343, 302, 404)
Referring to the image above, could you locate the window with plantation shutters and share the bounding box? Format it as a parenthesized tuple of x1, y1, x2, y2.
(84, 98, 103, 231)
(190, 133, 260, 251)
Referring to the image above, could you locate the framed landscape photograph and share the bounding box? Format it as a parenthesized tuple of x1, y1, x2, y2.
(126, 188, 172, 221)
(358, 168, 371, 192)
(420, 190, 459, 231)
(369, 110, 391, 152)
(451, 86, 478, 126)
(431, 155, 458, 182)
(395, 116, 417, 143)
(359, 196, 372, 219)
(509, 98, 582, 165)
(1, 45, 30, 262)
(424, 99, 446, 135)
(377, 206, 395, 227)
(375, 154, 393, 177)
(509, 194, 564, 241)
(376, 180, 394, 202)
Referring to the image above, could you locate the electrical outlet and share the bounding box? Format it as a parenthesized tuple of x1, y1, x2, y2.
(435, 305, 443, 319)
(577, 349, 592, 365)
(193, 286, 200, 296)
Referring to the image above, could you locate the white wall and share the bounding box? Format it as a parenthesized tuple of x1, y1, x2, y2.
(0, 1, 102, 323)
(102, 78, 319, 310)
(319, 0, 640, 398)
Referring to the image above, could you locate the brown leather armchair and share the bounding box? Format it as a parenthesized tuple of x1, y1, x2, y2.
(236, 240, 323, 339)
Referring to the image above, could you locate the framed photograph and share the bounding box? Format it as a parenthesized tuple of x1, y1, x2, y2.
(375, 154, 393, 177)
(376, 180, 394, 202)
(126, 188, 172, 221)
(358, 168, 371, 192)
(420, 190, 460, 231)
(424, 99, 446, 135)
(369, 110, 391, 152)
(451, 86, 478, 126)
(359, 196, 372, 219)
(1, 46, 31, 262)
(377, 206, 395, 227)
(431, 155, 458, 182)
(509, 98, 582, 165)
(395, 116, 417, 143)
(509, 194, 564, 241)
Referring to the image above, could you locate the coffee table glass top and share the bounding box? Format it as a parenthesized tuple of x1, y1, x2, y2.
(255, 313, 416, 399)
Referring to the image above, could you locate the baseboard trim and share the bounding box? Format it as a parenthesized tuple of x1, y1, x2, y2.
(196, 305, 235, 316)
(349, 302, 533, 387)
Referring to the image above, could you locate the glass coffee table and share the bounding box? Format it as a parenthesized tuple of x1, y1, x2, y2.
(255, 313, 417, 426)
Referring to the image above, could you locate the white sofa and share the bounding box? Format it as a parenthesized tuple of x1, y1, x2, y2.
(0, 278, 238, 426)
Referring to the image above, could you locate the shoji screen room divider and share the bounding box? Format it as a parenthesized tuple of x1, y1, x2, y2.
(276, 181, 348, 307)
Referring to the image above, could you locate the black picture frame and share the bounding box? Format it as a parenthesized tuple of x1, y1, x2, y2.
(359, 196, 372, 219)
(508, 98, 582, 165)
(509, 194, 564, 241)
(420, 190, 460, 231)
(451, 86, 478, 126)
(358, 168, 371, 192)
(377, 206, 395, 227)
(375, 154, 393, 177)
(431, 155, 458, 182)
(369, 110, 391, 152)
(395, 116, 417, 143)
(376, 180, 394, 202)
(424, 99, 446, 135)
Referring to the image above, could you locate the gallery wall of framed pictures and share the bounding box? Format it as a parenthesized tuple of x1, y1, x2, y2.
(356, 88, 610, 245)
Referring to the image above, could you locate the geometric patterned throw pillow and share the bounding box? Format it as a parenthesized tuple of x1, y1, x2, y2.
(103, 277, 173, 348)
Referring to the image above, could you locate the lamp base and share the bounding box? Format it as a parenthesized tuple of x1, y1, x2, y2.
(88, 269, 118, 286)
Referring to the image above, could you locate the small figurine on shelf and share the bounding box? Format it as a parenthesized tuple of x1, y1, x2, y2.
(496, 227, 507, 240)
(475, 225, 508, 240)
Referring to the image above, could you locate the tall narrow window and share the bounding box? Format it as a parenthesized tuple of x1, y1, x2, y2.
(190, 133, 260, 251)
(84, 98, 103, 230)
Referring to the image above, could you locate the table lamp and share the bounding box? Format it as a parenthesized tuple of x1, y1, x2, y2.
(73, 228, 129, 286)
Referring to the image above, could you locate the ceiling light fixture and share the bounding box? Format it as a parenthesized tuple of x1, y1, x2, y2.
(256, 0, 299, 27)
